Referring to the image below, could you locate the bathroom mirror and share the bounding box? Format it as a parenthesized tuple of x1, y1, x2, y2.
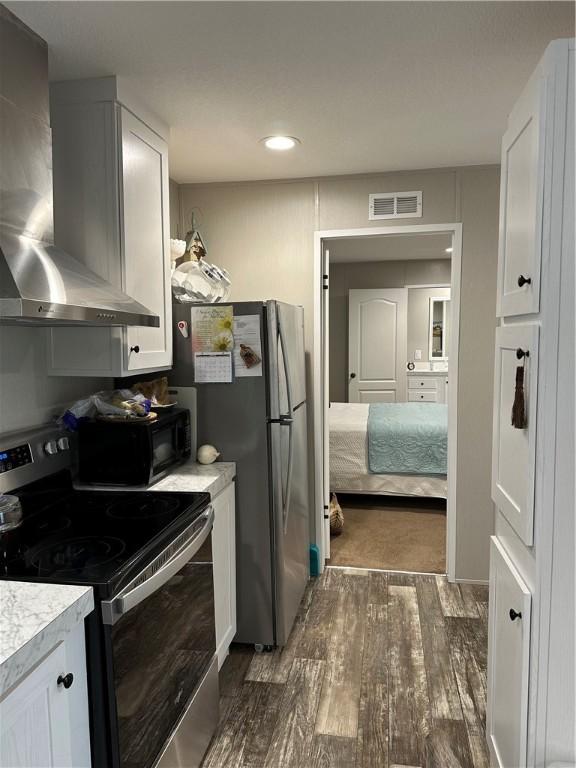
(429, 297, 450, 360)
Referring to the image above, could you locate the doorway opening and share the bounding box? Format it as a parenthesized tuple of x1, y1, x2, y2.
(313, 224, 462, 580)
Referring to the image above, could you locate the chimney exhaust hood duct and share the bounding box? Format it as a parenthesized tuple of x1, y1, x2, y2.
(0, 6, 159, 327)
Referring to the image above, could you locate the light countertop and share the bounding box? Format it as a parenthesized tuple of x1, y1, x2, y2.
(150, 460, 236, 498)
(408, 367, 448, 375)
(0, 581, 94, 696)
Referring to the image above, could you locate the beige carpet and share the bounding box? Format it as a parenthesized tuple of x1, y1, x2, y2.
(328, 495, 446, 573)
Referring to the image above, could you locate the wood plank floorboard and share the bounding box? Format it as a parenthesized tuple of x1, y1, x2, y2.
(315, 589, 367, 738)
(202, 569, 490, 768)
(388, 585, 431, 767)
(309, 734, 358, 768)
(263, 657, 326, 768)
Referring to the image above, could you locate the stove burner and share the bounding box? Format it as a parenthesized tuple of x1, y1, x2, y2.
(28, 514, 72, 537)
(29, 536, 126, 574)
(106, 496, 181, 520)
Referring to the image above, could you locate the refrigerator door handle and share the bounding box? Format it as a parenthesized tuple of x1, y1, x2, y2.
(278, 317, 294, 418)
(282, 420, 294, 535)
(278, 317, 295, 534)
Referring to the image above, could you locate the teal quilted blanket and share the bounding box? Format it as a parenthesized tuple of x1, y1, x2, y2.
(367, 402, 448, 475)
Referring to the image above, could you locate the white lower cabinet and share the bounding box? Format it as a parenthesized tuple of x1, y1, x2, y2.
(406, 373, 448, 403)
(212, 481, 237, 669)
(0, 623, 91, 768)
(487, 536, 532, 768)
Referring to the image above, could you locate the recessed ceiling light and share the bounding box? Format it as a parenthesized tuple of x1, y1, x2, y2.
(445, 247, 453, 253)
(261, 136, 300, 151)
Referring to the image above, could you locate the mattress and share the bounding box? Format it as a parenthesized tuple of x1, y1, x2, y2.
(329, 402, 447, 498)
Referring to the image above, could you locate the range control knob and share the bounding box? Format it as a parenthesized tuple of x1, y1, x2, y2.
(44, 440, 58, 456)
(57, 437, 70, 452)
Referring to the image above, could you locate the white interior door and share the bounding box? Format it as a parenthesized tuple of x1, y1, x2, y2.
(348, 288, 407, 403)
(322, 246, 330, 559)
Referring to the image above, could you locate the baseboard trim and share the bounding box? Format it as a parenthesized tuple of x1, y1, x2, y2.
(326, 565, 447, 577)
(454, 577, 489, 585)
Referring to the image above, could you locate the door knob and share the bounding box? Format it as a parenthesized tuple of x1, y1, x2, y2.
(517, 274, 532, 288)
(350, 372, 356, 379)
(57, 672, 74, 689)
(130, 345, 140, 354)
(509, 608, 522, 621)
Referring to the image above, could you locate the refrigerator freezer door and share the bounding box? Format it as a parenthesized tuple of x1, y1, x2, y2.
(270, 402, 310, 646)
(267, 302, 307, 419)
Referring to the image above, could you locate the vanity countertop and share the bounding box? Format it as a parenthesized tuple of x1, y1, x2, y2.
(407, 368, 448, 375)
(0, 581, 94, 696)
(150, 460, 236, 498)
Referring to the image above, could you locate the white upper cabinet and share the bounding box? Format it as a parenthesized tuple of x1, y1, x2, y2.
(47, 77, 172, 377)
(120, 109, 171, 373)
(497, 66, 547, 318)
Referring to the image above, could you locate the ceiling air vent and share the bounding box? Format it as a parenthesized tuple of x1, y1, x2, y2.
(369, 191, 422, 220)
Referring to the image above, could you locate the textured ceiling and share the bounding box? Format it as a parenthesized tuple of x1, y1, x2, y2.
(328, 233, 452, 263)
(7, 1, 574, 183)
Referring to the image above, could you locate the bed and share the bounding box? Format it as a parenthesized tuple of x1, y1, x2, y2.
(329, 402, 448, 498)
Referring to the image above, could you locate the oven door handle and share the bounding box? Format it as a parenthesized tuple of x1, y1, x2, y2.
(101, 505, 214, 625)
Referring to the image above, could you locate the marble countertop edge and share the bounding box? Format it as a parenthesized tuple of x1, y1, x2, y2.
(0, 583, 94, 697)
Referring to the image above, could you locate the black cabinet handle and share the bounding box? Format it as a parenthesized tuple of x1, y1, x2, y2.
(350, 372, 356, 379)
(509, 608, 522, 622)
(57, 672, 74, 689)
(517, 275, 532, 288)
(130, 345, 140, 354)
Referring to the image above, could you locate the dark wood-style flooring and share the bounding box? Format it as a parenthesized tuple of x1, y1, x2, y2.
(202, 568, 490, 768)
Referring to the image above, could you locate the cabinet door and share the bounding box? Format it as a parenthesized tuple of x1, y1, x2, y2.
(0, 643, 73, 767)
(212, 481, 237, 668)
(492, 324, 539, 545)
(487, 537, 532, 768)
(497, 68, 547, 318)
(120, 108, 172, 372)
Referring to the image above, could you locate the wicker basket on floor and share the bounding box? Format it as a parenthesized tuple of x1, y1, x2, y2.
(329, 493, 344, 536)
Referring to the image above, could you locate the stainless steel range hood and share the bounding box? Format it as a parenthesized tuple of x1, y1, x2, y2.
(0, 6, 159, 327)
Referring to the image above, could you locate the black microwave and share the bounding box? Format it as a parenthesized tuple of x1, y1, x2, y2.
(77, 408, 191, 486)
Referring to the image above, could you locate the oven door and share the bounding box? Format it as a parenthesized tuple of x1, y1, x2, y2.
(101, 507, 218, 768)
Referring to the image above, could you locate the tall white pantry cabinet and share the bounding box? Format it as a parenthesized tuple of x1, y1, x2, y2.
(487, 39, 574, 768)
(47, 77, 172, 377)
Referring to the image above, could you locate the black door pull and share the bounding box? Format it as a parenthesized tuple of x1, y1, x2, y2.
(130, 345, 140, 354)
(350, 372, 356, 379)
(57, 672, 74, 689)
(509, 608, 522, 621)
(517, 275, 532, 288)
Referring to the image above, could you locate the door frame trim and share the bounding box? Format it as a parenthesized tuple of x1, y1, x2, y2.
(313, 223, 462, 581)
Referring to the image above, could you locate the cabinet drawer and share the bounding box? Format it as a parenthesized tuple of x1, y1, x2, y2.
(408, 390, 437, 402)
(491, 324, 539, 545)
(407, 377, 439, 390)
(487, 537, 532, 768)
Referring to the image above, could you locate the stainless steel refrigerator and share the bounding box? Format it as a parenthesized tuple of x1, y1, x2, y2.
(170, 301, 310, 648)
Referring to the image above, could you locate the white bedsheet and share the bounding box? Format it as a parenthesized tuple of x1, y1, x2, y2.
(329, 402, 447, 498)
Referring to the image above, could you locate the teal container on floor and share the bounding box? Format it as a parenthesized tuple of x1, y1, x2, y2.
(309, 544, 320, 577)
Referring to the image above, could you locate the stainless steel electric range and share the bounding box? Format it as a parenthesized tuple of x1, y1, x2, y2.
(0, 424, 219, 768)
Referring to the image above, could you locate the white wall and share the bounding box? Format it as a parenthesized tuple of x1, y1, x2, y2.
(0, 327, 107, 434)
(177, 165, 500, 581)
